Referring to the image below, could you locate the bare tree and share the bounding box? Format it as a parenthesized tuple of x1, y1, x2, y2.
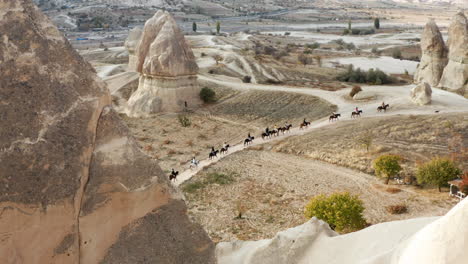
(357, 130, 373, 152)
(213, 54, 223, 65)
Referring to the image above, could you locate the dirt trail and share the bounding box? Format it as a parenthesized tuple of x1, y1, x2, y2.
(175, 77, 468, 186)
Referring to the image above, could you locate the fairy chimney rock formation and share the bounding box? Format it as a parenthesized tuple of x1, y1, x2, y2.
(126, 10, 201, 116)
(0, 1, 215, 263)
(414, 19, 448, 86)
(438, 12, 468, 95)
(411, 82, 432, 105)
(124, 26, 142, 72)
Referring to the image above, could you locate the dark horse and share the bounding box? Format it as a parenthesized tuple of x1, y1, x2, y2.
(262, 132, 271, 140)
(351, 110, 363, 118)
(300, 121, 311, 129)
(377, 104, 390, 112)
(169, 169, 179, 181)
(329, 113, 341, 122)
(209, 150, 219, 159)
(244, 136, 254, 146)
(220, 144, 230, 154)
(279, 124, 292, 134)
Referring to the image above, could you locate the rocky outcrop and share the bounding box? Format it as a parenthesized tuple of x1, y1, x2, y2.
(124, 26, 142, 72)
(0, 1, 214, 263)
(217, 198, 468, 264)
(414, 19, 448, 87)
(411, 82, 432, 105)
(438, 12, 468, 95)
(126, 10, 201, 116)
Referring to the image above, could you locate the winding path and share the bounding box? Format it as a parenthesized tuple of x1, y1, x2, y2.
(174, 75, 468, 186)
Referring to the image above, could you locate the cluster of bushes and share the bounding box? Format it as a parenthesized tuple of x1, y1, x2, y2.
(337, 65, 396, 84)
(304, 192, 367, 233)
(343, 28, 375, 35)
(372, 154, 463, 192)
(334, 39, 356, 51)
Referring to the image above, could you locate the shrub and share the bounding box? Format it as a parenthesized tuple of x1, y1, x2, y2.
(306, 42, 320, 50)
(304, 192, 366, 233)
(392, 48, 402, 59)
(356, 130, 373, 152)
(343, 29, 350, 35)
(371, 47, 380, 55)
(213, 54, 223, 64)
(242, 76, 252, 83)
(298, 53, 312, 66)
(416, 158, 462, 192)
(387, 204, 407, 214)
(177, 114, 191, 127)
(199, 87, 216, 103)
(373, 154, 403, 184)
(349, 85, 362, 97)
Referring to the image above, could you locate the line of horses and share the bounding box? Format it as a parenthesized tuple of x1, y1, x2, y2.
(170, 104, 391, 181)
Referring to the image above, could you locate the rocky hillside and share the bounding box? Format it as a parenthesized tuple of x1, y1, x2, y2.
(0, 0, 214, 263)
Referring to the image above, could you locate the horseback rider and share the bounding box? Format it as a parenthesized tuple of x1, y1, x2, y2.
(191, 157, 198, 166)
(171, 168, 176, 176)
(355, 106, 359, 113)
(248, 133, 251, 139)
(211, 146, 215, 153)
(303, 118, 306, 124)
(222, 142, 228, 149)
(381, 101, 385, 108)
(265, 127, 270, 134)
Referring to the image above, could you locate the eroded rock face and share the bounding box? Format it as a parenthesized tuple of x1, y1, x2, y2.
(124, 27, 142, 72)
(0, 1, 214, 263)
(410, 82, 432, 105)
(414, 19, 448, 86)
(438, 12, 468, 94)
(126, 10, 201, 116)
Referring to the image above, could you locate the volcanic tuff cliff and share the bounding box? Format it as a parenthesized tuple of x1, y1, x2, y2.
(124, 26, 143, 72)
(438, 12, 468, 96)
(0, 1, 214, 263)
(126, 10, 202, 116)
(413, 19, 448, 87)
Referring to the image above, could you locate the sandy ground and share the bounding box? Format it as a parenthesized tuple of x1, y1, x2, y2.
(182, 150, 457, 242)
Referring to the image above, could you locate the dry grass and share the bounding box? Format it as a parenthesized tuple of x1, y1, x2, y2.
(273, 113, 468, 174)
(386, 187, 402, 194)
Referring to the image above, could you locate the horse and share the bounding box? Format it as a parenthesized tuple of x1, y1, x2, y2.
(189, 160, 199, 169)
(169, 170, 179, 181)
(377, 104, 389, 112)
(270, 129, 279, 137)
(209, 150, 219, 160)
(284, 124, 292, 133)
(329, 113, 341, 122)
(244, 136, 254, 146)
(220, 144, 230, 154)
(300, 121, 310, 129)
(262, 132, 271, 140)
(351, 110, 363, 118)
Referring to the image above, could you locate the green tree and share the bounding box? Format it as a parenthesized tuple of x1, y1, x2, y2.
(199, 87, 216, 103)
(373, 154, 402, 184)
(416, 158, 462, 192)
(216, 21, 221, 34)
(192, 22, 197, 32)
(304, 192, 366, 233)
(374, 17, 380, 29)
(348, 20, 352, 30)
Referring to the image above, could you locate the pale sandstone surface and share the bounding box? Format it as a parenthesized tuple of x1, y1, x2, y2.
(217, 198, 468, 264)
(0, 1, 214, 263)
